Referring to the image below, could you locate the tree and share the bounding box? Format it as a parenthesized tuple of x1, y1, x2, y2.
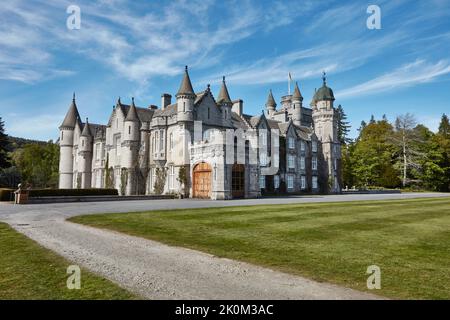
(0, 117, 11, 168)
(391, 113, 425, 187)
(351, 119, 400, 188)
(10, 142, 59, 188)
(336, 105, 351, 145)
(438, 113, 450, 138)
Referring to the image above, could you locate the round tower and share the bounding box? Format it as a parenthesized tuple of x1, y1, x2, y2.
(59, 93, 81, 189)
(292, 82, 303, 126)
(78, 118, 93, 189)
(217, 76, 233, 123)
(176, 66, 195, 122)
(265, 90, 277, 117)
(311, 72, 340, 193)
(121, 97, 141, 195)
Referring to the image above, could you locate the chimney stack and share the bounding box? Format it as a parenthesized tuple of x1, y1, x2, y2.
(161, 93, 172, 110)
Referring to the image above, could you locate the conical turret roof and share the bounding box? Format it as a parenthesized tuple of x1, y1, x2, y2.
(81, 118, 92, 137)
(60, 93, 81, 128)
(266, 90, 276, 108)
(217, 76, 232, 104)
(125, 97, 140, 121)
(176, 66, 195, 96)
(292, 82, 303, 101)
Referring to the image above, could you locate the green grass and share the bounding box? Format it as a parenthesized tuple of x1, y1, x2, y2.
(69, 197, 450, 300)
(0, 222, 137, 299)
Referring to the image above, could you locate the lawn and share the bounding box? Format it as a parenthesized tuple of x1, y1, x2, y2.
(69, 197, 450, 299)
(0, 222, 136, 299)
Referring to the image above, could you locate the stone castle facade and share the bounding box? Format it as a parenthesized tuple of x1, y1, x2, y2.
(58, 67, 341, 199)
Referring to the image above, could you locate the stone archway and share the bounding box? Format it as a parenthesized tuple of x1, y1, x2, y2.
(193, 162, 212, 199)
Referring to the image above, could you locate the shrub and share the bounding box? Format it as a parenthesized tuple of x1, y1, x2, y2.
(0, 188, 14, 201)
(28, 189, 118, 197)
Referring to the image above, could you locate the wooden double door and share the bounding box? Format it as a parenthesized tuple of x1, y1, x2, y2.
(232, 164, 245, 198)
(193, 162, 212, 199)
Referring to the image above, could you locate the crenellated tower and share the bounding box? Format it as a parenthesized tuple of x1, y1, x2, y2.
(311, 72, 341, 193)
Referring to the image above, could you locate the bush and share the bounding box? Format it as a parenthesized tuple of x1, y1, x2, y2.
(28, 189, 118, 197)
(0, 188, 14, 201)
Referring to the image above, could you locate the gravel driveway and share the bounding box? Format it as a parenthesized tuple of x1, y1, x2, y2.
(1, 192, 448, 299)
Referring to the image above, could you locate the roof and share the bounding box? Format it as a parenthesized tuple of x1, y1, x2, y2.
(292, 82, 303, 101)
(217, 77, 232, 104)
(153, 103, 177, 117)
(311, 74, 335, 104)
(176, 66, 195, 96)
(125, 98, 140, 121)
(81, 119, 92, 137)
(231, 112, 250, 130)
(265, 90, 276, 108)
(60, 94, 81, 128)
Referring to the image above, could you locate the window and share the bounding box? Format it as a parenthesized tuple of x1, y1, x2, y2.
(301, 176, 306, 189)
(259, 175, 266, 189)
(312, 176, 318, 189)
(288, 137, 295, 149)
(300, 156, 305, 170)
(312, 141, 318, 152)
(208, 108, 210, 119)
(312, 156, 317, 170)
(128, 126, 131, 134)
(300, 141, 305, 151)
(159, 130, 164, 151)
(287, 175, 294, 189)
(261, 132, 267, 146)
(288, 154, 295, 169)
(61, 131, 64, 141)
(334, 159, 338, 170)
(96, 143, 100, 160)
(274, 175, 280, 189)
(169, 165, 175, 190)
(82, 139, 84, 147)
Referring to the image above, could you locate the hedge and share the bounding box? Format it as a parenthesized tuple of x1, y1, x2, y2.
(0, 188, 14, 201)
(28, 189, 119, 197)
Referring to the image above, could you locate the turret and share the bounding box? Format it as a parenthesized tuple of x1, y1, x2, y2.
(121, 98, 141, 195)
(292, 82, 303, 126)
(78, 118, 93, 189)
(58, 93, 81, 189)
(311, 72, 340, 193)
(217, 76, 233, 123)
(265, 90, 276, 117)
(124, 97, 140, 142)
(176, 66, 195, 122)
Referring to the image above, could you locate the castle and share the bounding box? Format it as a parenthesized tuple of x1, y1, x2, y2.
(58, 66, 341, 199)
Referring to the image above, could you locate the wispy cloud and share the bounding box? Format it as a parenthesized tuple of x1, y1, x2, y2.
(338, 59, 450, 98)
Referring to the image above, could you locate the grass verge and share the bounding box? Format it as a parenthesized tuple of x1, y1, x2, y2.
(69, 197, 450, 299)
(0, 222, 137, 299)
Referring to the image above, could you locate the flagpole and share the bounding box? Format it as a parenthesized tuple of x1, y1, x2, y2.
(288, 72, 291, 95)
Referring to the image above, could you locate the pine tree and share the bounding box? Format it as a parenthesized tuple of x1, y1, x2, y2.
(0, 117, 11, 168)
(336, 105, 351, 145)
(438, 114, 450, 138)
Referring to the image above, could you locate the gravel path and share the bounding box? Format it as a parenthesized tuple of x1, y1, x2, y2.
(1, 193, 448, 299)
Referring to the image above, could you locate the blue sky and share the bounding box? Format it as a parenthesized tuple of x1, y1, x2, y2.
(1, 0, 449, 141)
